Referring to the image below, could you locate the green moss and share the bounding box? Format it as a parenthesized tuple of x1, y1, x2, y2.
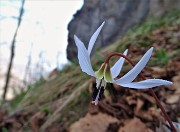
(128, 9, 180, 36)
(40, 106, 52, 115)
(1, 127, 8, 132)
(154, 48, 171, 66)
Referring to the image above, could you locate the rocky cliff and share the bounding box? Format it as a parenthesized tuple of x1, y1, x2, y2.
(67, 0, 180, 61)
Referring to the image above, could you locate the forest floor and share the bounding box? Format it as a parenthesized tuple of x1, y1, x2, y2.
(0, 10, 180, 132)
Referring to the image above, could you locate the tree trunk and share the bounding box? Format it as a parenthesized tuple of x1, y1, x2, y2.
(2, 0, 25, 101)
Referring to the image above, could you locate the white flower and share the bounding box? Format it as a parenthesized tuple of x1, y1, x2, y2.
(74, 22, 172, 105)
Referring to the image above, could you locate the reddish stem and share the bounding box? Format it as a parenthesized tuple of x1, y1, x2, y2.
(105, 52, 176, 132)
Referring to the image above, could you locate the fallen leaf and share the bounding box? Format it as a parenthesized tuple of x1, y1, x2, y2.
(126, 96, 137, 105)
(172, 73, 180, 94)
(118, 117, 151, 132)
(148, 107, 165, 123)
(104, 90, 113, 103)
(168, 61, 180, 73)
(30, 112, 46, 132)
(141, 93, 155, 104)
(135, 98, 144, 112)
(151, 67, 167, 78)
(166, 94, 180, 104)
(135, 110, 153, 121)
(69, 113, 118, 132)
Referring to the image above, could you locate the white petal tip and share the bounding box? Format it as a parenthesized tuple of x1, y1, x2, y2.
(160, 80, 173, 85)
(166, 81, 173, 85)
(146, 47, 154, 55)
(149, 47, 154, 52)
(87, 21, 105, 55)
(100, 21, 105, 28)
(124, 49, 128, 55)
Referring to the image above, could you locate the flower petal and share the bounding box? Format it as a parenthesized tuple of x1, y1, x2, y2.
(113, 47, 154, 84)
(95, 63, 105, 79)
(117, 79, 172, 89)
(88, 21, 105, 55)
(111, 49, 128, 79)
(104, 64, 113, 82)
(74, 35, 95, 77)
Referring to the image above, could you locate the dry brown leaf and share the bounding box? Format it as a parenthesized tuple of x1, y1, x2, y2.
(151, 67, 167, 78)
(118, 117, 151, 132)
(126, 96, 137, 105)
(113, 83, 122, 91)
(135, 110, 153, 121)
(30, 112, 46, 132)
(148, 107, 165, 123)
(166, 94, 180, 104)
(111, 103, 130, 112)
(104, 90, 113, 103)
(46, 124, 65, 132)
(135, 98, 144, 112)
(168, 61, 180, 73)
(69, 113, 118, 132)
(172, 73, 180, 93)
(141, 93, 155, 104)
(152, 28, 165, 36)
(88, 103, 99, 115)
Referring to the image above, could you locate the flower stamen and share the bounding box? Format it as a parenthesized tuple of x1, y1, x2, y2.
(92, 86, 105, 105)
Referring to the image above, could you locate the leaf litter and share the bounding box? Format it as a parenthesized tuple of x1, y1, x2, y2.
(0, 22, 180, 132)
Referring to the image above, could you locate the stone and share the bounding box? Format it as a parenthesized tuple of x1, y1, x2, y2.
(67, 0, 180, 62)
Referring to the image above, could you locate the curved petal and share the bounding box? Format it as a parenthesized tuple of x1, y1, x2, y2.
(88, 21, 105, 55)
(117, 79, 172, 89)
(111, 49, 128, 79)
(74, 35, 95, 77)
(113, 47, 154, 84)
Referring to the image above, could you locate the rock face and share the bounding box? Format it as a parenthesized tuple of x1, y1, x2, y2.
(67, 0, 180, 61)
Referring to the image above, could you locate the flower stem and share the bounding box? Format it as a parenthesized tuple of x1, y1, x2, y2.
(105, 52, 176, 132)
